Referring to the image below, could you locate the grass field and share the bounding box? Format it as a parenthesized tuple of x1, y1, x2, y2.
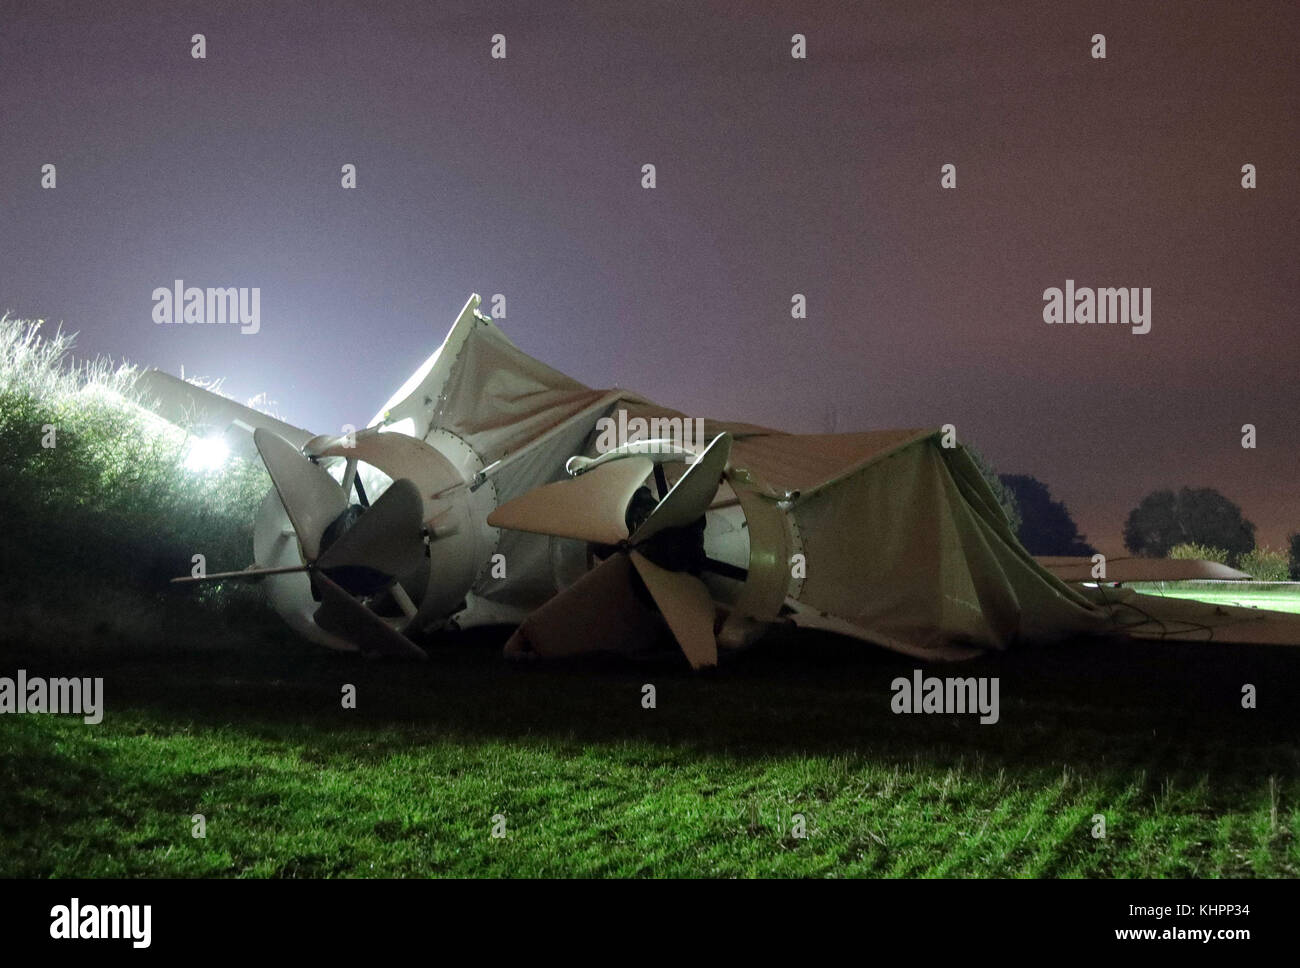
(3, 614, 1298, 878)
(1130, 581, 1300, 616)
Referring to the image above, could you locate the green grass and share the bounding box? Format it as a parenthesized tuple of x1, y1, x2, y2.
(2, 625, 1297, 878)
(1130, 582, 1300, 616)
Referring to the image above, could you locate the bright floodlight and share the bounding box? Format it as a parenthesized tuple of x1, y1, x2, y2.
(184, 435, 230, 472)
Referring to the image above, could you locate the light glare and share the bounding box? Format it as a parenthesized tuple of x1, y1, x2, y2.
(184, 435, 230, 472)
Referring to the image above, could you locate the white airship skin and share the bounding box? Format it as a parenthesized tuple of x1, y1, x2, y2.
(140, 295, 1300, 667)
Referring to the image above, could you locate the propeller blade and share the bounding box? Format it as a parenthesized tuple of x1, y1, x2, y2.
(488, 456, 654, 546)
(316, 478, 426, 580)
(311, 571, 427, 659)
(503, 554, 661, 659)
(630, 433, 731, 545)
(629, 551, 719, 669)
(254, 427, 347, 561)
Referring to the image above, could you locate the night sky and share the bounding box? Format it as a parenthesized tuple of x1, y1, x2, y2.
(3, 0, 1296, 554)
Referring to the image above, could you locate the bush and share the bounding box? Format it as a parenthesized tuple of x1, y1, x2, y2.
(1167, 543, 1229, 564)
(1237, 547, 1289, 581)
(0, 313, 273, 650)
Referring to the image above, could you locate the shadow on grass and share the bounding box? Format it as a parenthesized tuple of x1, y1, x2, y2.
(6, 606, 1298, 779)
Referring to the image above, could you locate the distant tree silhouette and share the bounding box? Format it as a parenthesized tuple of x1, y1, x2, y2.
(964, 446, 1021, 535)
(1289, 532, 1300, 580)
(1122, 487, 1255, 561)
(998, 474, 1096, 556)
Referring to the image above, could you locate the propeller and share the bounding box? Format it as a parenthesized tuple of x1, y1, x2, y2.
(172, 428, 429, 658)
(314, 475, 427, 595)
(487, 433, 733, 669)
(312, 570, 427, 660)
(255, 427, 348, 561)
(257, 428, 429, 657)
(487, 455, 656, 546)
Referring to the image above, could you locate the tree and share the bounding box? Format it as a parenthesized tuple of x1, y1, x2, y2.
(1122, 487, 1255, 560)
(998, 474, 1096, 556)
(1289, 532, 1300, 581)
(964, 445, 1021, 536)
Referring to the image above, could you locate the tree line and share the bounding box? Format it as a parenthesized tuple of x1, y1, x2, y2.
(966, 449, 1297, 580)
